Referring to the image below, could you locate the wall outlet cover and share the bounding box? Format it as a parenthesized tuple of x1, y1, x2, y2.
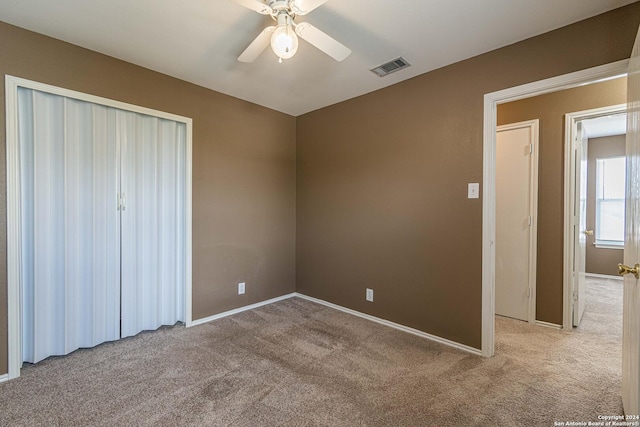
(366, 288, 374, 302)
(468, 183, 480, 199)
(238, 282, 246, 295)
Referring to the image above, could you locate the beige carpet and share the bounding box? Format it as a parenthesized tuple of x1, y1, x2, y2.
(0, 277, 624, 426)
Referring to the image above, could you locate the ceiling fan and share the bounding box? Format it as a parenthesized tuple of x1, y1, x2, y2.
(232, 0, 351, 63)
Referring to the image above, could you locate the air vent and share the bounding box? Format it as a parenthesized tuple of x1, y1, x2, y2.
(370, 57, 411, 77)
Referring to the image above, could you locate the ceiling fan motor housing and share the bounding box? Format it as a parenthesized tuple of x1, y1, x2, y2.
(268, 0, 292, 15)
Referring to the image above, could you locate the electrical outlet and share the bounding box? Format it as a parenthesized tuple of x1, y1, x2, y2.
(366, 288, 374, 302)
(238, 282, 245, 295)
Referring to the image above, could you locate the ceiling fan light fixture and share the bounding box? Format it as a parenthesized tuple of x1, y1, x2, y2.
(271, 25, 298, 60)
(271, 14, 298, 60)
(234, 0, 350, 63)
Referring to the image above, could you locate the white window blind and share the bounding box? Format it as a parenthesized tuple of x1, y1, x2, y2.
(595, 156, 626, 246)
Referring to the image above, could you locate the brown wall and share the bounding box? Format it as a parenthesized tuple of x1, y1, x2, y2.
(497, 78, 626, 323)
(0, 22, 297, 375)
(586, 135, 626, 276)
(297, 4, 640, 348)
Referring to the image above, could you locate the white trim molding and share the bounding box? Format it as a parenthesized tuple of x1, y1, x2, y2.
(187, 292, 481, 355)
(585, 273, 623, 280)
(482, 59, 629, 358)
(296, 293, 482, 356)
(594, 243, 624, 250)
(535, 320, 563, 330)
(0, 374, 9, 383)
(5, 76, 21, 380)
(189, 293, 297, 327)
(5, 75, 194, 380)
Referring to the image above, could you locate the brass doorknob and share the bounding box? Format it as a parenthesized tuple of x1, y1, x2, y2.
(583, 230, 594, 236)
(618, 263, 640, 279)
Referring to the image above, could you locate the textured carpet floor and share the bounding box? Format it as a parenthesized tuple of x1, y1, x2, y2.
(0, 277, 624, 426)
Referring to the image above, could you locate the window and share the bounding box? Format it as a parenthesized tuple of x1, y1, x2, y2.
(595, 156, 626, 248)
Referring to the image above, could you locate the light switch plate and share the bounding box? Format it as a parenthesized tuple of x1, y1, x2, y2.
(468, 183, 479, 199)
(238, 282, 245, 295)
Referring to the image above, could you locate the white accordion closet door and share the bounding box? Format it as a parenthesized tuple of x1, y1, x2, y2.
(118, 110, 186, 338)
(18, 87, 186, 364)
(18, 88, 120, 364)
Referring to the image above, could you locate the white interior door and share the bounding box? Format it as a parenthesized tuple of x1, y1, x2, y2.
(495, 120, 538, 322)
(573, 123, 588, 327)
(622, 25, 640, 417)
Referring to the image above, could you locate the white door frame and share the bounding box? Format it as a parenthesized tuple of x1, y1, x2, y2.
(496, 120, 539, 324)
(5, 75, 194, 379)
(482, 59, 629, 357)
(563, 104, 627, 330)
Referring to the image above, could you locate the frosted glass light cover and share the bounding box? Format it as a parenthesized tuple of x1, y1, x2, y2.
(271, 25, 298, 59)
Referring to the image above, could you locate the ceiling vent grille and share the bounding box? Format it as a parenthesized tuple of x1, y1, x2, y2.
(370, 57, 411, 77)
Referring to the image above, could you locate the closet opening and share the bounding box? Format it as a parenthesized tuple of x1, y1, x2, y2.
(5, 76, 193, 379)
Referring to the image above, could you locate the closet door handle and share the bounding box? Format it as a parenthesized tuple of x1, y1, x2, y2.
(117, 193, 126, 211)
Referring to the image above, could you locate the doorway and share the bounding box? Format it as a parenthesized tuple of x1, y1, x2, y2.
(481, 59, 629, 358)
(564, 107, 627, 329)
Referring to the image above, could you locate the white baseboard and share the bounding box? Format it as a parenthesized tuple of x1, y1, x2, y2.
(188, 293, 297, 327)
(535, 320, 563, 330)
(0, 374, 8, 383)
(585, 273, 622, 281)
(187, 291, 481, 357)
(294, 293, 482, 356)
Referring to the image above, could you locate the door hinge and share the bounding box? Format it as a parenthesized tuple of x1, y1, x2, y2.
(573, 290, 578, 301)
(528, 216, 532, 227)
(528, 143, 533, 154)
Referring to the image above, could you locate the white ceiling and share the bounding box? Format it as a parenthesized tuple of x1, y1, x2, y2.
(0, 0, 635, 116)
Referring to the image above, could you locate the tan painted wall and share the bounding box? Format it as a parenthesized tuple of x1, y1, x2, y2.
(0, 22, 297, 375)
(297, 4, 640, 348)
(586, 135, 626, 276)
(497, 78, 627, 323)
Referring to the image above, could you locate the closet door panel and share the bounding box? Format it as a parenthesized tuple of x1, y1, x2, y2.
(88, 105, 121, 345)
(64, 100, 122, 350)
(20, 89, 67, 363)
(157, 119, 186, 325)
(19, 89, 120, 364)
(119, 111, 185, 338)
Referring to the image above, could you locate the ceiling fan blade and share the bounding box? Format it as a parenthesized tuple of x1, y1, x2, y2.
(231, 0, 272, 15)
(238, 26, 275, 63)
(291, 0, 328, 15)
(295, 22, 351, 61)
